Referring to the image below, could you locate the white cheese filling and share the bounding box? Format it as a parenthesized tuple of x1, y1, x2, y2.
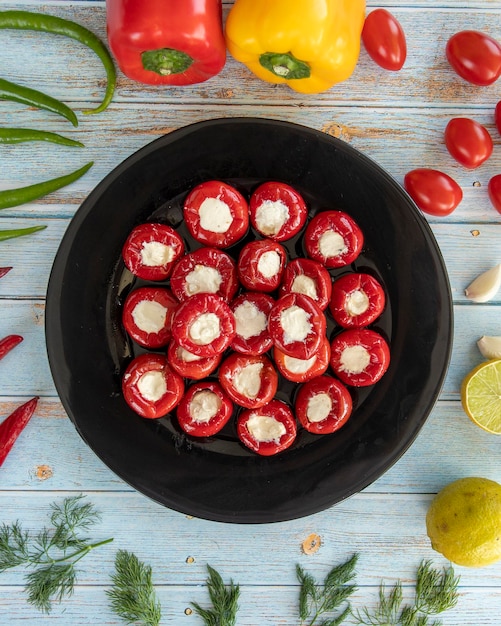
(257, 250, 281, 278)
(189, 390, 221, 423)
(346, 290, 369, 316)
(176, 345, 202, 362)
(140, 241, 175, 267)
(137, 370, 167, 402)
(185, 265, 222, 296)
(283, 353, 317, 374)
(319, 229, 347, 258)
(291, 274, 318, 300)
(246, 414, 286, 443)
(307, 393, 332, 423)
(189, 312, 221, 345)
(132, 300, 168, 334)
(234, 362, 264, 398)
(255, 199, 289, 236)
(280, 305, 312, 344)
(340, 345, 371, 374)
(234, 301, 267, 339)
(199, 196, 233, 233)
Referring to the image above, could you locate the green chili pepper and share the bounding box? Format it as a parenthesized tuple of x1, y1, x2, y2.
(0, 161, 93, 210)
(0, 10, 116, 115)
(0, 225, 46, 241)
(0, 77, 78, 127)
(0, 127, 83, 147)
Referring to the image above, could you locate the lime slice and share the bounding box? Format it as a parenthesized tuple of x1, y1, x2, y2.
(461, 359, 501, 434)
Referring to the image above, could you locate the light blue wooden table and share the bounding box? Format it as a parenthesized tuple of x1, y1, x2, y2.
(1, 1, 501, 623)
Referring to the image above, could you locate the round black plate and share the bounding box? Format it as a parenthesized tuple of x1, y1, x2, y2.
(45, 118, 453, 524)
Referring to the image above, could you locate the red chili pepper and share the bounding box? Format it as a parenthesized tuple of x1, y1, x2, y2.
(0, 334, 23, 360)
(106, 0, 226, 85)
(0, 267, 12, 279)
(0, 397, 39, 466)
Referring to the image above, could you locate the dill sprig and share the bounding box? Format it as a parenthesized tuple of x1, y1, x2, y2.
(106, 549, 162, 626)
(297, 553, 358, 626)
(0, 494, 113, 613)
(191, 563, 240, 626)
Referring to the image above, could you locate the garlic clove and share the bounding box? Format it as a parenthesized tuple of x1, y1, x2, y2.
(477, 336, 501, 359)
(464, 264, 501, 303)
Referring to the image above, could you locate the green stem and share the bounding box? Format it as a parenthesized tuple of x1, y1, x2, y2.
(141, 48, 194, 76)
(52, 537, 114, 565)
(259, 51, 311, 80)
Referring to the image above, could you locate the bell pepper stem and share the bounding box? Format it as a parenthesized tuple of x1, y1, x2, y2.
(141, 48, 194, 76)
(259, 51, 311, 80)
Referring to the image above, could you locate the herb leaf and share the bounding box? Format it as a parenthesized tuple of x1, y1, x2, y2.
(191, 563, 240, 626)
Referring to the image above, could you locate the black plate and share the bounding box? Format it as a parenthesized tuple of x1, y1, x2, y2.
(45, 118, 453, 524)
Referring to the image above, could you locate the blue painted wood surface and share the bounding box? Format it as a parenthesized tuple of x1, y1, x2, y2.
(1, 1, 501, 623)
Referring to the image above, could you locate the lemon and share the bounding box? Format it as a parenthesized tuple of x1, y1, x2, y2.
(461, 358, 501, 434)
(426, 477, 501, 567)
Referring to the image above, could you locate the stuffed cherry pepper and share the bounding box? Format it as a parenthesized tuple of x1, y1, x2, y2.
(279, 257, 332, 311)
(237, 400, 297, 456)
(122, 222, 185, 281)
(122, 286, 178, 349)
(295, 375, 353, 435)
(268, 293, 326, 360)
(329, 272, 386, 328)
(171, 293, 236, 358)
(122, 353, 184, 418)
(183, 180, 249, 248)
(170, 247, 238, 302)
(219, 353, 278, 409)
(330, 328, 390, 387)
(175, 381, 233, 437)
(249, 181, 308, 242)
(230, 292, 275, 356)
(304, 210, 364, 268)
(167, 340, 222, 380)
(274, 336, 330, 383)
(237, 239, 287, 293)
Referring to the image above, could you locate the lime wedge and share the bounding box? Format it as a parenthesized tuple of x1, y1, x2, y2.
(461, 359, 501, 434)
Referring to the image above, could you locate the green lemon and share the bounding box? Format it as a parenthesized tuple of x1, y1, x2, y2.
(426, 477, 501, 567)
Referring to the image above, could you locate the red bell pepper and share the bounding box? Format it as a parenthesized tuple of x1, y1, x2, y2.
(106, 0, 227, 85)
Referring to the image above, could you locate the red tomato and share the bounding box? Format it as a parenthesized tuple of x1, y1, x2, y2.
(404, 168, 463, 216)
(171, 293, 236, 357)
(175, 381, 233, 437)
(183, 180, 249, 248)
(304, 210, 364, 268)
(167, 340, 222, 380)
(249, 181, 308, 242)
(495, 100, 501, 135)
(330, 328, 390, 387)
(444, 118, 493, 169)
(236, 400, 297, 456)
(122, 287, 178, 349)
(122, 353, 184, 418)
(329, 273, 386, 328)
(122, 223, 185, 281)
(218, 353, 278, 409)
(488, 174, 501, 215)
(273, 336, 330, 383)
(446, 30, 501, 86)
(279, 257, 332, 311)
(295, 375, 353, 435)
(230, 292, 275, 356)
(268, 293, 326, 360)
(237, 239, 287, 292)
(170, 247, 238, 302)
(362, 8, 407, 71)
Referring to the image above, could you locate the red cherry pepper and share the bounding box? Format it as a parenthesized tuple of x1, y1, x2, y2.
(304, 210, 364, 268)
(170, 247, 238, 302)
(106, 0, 227, 85)
(230, 291, 275, 356)
(330, 328, 390, 387)
(236, 400, 297, 456)
(219, 353, 278, 409)
(279, 257, 332, 311)
(273, 336, 330, 383)
(295, 375, 352, 435)
(167, 340, 222, 380)
(249, 181, 308, 242)
(329, 272, 386, 328)
(122, 287, 178, 349)
(122, 353, 184, 418)
(237, 239, 287, 293)
(176, 380, 233, 437)
(0, 397, 39, 466)
(0, 334, 23, 360)
(183, 180, 249, 248)
(122, 223, 185, 281)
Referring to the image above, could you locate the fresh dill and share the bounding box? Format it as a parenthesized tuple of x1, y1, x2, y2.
(191, 563, 240, 626)
(0, 494, 113, 613)
(107, 549, 162, 626)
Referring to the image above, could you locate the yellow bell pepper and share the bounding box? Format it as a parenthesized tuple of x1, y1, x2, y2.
(225, 0, 366, 94)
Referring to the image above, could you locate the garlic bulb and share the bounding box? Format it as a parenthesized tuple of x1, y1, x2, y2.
(465, 264, 501, 303)
(477, 336, 501, 359)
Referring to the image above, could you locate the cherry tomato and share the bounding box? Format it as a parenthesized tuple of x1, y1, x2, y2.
(304, 210, 364, 268)
(404, 168, 463, 216)
(295, 375, 353, 435)
(444, 117, 493, 169)
(279, 257, 332, 311)
(167, 340, 222, 380)
(249, 181, 308, 242)
(218, 353, 278, 409)
(361, 8, 407, 71)
(330, 328, 390, 387)
(122, 353, 184, 418)
(122, 287, 178, 349)
(230, 292, 275, 356)
(237, 239, 287, 293)
(495, 100, 501, 136)
(236, 400, 297, 456)
(273, 336, 330, 383)
(446, 30, 501, 86)
(183, 180, 249, 248)
(175, 381, 233, 437)
(488, 174, 501, 215)
(329, 273, 386, 328)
